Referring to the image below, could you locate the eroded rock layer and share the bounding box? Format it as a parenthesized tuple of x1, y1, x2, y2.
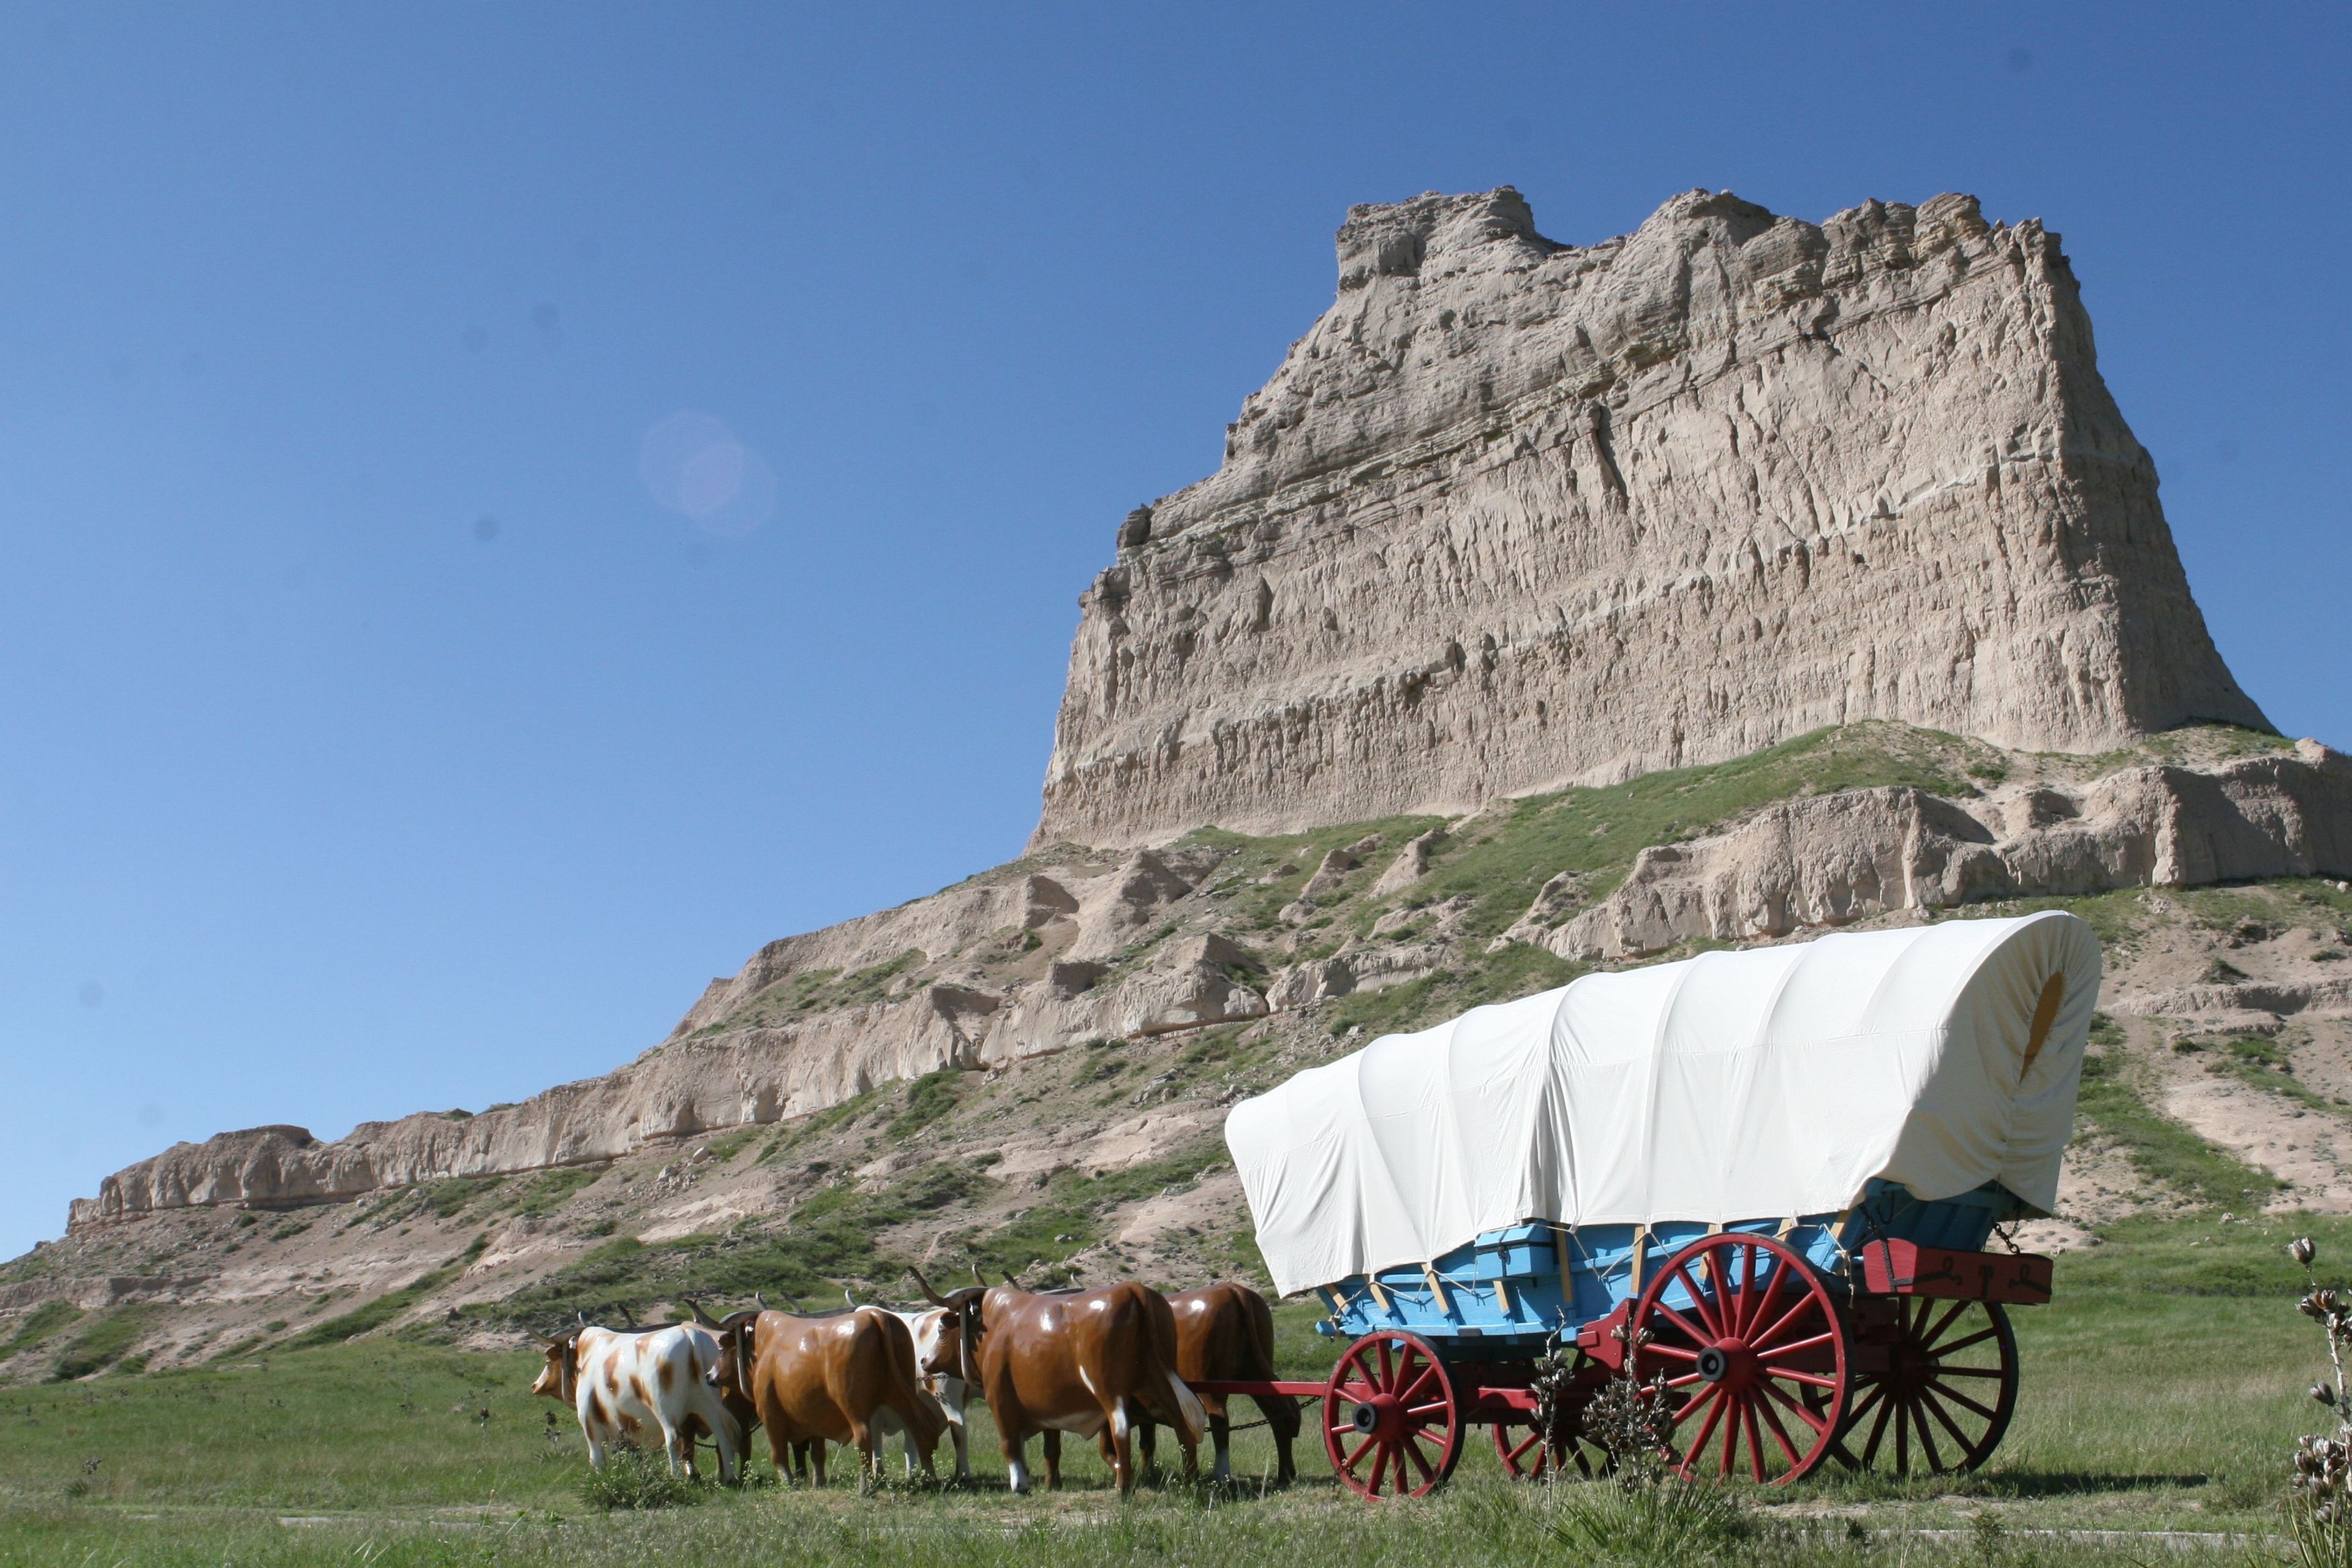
(1035, 187, 2265, 848)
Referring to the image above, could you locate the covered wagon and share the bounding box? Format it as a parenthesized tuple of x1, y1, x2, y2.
(1213, 911, 2100, 1495)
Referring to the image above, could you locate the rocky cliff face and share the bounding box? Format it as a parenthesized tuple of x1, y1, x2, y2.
(1035, 187, 2266, 849)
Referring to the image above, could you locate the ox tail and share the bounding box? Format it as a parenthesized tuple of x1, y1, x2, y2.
(1143, 1292, 1208, 1444)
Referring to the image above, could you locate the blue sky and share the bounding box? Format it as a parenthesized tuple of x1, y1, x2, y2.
(3, 5, 2345, 1259)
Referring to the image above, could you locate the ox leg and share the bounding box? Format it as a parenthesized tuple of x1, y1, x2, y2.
(1259, 1392, 1300, 1485)
(1211, 1404, 1232, 1483)
(708, 1404, 740, 1486)
(1001, 1428, 1031, 1496)
(940, 1382, 971, 1480)
(1041, 1429, 1063, 1490)
(1104, 1399, 1136, 1494)
(1136, 1417, 1156, 1476)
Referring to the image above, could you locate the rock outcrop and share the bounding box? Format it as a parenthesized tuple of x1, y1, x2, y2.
(1035, 187, 2265, 848)
(1513, 741, 2352, 960)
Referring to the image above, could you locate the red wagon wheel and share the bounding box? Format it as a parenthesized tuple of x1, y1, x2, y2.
(1491, 1346, 1605, 1481)
(1322, 1330, 1464, 1499)
(1631, 1232, 1848, 1485)
(1825, 1298, 2018, 1476)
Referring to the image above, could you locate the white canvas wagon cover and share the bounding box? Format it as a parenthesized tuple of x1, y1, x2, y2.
(1226, 912, 2101, 1297)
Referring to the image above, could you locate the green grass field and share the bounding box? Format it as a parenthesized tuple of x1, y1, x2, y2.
(0, 1212, 2339, 1566)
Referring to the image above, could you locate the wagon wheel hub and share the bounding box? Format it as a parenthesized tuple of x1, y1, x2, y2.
(1694, 1338, 1752, 1389)
(1349, 1393, 1406, 1442)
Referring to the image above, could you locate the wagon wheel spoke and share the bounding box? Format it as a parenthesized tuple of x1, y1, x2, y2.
(1396, 1363, 1436, 1409)
(1717, 1398, 1746, 1479)
(1909, 1297, 1962, 1347)
(1929, 1326, 2002, 1359)
(1738, 1400, 1766, 1482)
(1376, 1338, 1394, 1388)
(1674, 1388, 1729, 1479)
(1910, 1394, 1947, 1474)
(1925, 1378, 2000, 1423)
(1860, 1387, 1898, 1469)
(1649, 1299, 1714, 1351)
(1757, 1329, 1837, 1363)
(1675, 1260, 1731, 1335)
(1765, 1368, 1839, 1390)
(1339, 1433, 1375, 1471)
(1762, 1376, 1833, 1436)
(1756, 1386, 1806, 1466)
(1750, 1291, 1823, 1352)
(1738, 1247, 1791, 1340)
(1932, 1365, 2010, 1379)
(1917, 1384, 1978, 1460)
(1366, 1443, 1392, 1496)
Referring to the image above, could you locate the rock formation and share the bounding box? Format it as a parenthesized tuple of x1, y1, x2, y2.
(1508, 739, 2352, 961)
(1035, 186, 2266, 849)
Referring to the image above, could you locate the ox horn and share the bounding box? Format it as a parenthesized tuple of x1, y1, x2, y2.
(683, 1297, 720, 1329)
(908, 1266, 951, 1309)
(576, 1310, 588, 1327)
(754, 1291, 769, 1311)
(620, 1303, 639, 1329)
(1003, 1272, 1021, 1290)
(971, 1264, 988, 1288)
(843, 1288, 859, 1310)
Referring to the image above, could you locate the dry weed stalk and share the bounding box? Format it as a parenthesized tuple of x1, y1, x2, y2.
(2292, 1236, 2352, 1566)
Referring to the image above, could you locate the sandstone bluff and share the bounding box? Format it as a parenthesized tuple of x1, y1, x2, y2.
(1037, 186, 2263, 848)
(40, 190, 2348, 1290)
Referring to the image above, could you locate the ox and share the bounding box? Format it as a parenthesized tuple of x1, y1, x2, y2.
(913, 1267, 1205, 1495)
(705, 1305, 944, 1486)
(843, 1289, 977, 1480)
(531, 1320, 741, 1482)
(1136, 1283, 1300, 1483)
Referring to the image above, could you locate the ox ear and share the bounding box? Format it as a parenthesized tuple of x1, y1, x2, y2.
(909, 1267, 951, 1308)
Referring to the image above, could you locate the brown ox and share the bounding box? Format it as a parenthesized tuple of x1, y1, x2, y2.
(705, 1306, 944, 1486)
(1137, 1283, 1300, 1483)
(914, 1268, 1205, 1494)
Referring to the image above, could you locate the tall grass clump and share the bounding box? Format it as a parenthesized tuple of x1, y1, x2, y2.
(578, 1442, 701, 1511)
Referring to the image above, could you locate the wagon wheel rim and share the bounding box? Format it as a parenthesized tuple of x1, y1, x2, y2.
(1322, 1330, 1463, 1499)
(1491, 1416, 1599, 1480)
(1631, 1232, 1848, 1487)
(1822, 1298, 2018, 1476)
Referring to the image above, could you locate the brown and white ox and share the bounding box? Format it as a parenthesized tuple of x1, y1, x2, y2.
(530, 1321, 741, 1482)
(704, 1306, 944, 1486)
(1136, 1283, 1300, 1483)
(912, 1268, 1205, 1494)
